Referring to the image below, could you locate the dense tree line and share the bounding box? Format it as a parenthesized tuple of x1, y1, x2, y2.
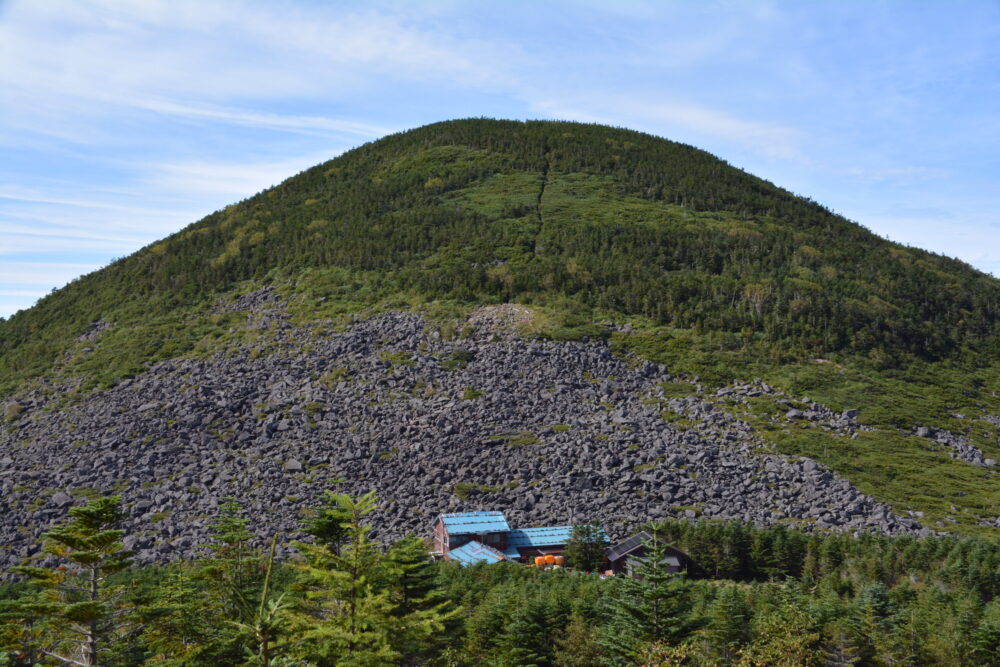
(3, 119, 999, 395)
(2, 493, 999, 665)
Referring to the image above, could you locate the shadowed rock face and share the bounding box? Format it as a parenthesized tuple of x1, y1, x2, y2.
(0, 300, 926, 570)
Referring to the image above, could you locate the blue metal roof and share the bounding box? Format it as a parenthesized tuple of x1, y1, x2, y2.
(506, 526, 577, 549)
(446, 540, 506, 566)
(502, 545, 522, 559)
(437, 511, 510, 535)
(504, 525, 610, 555)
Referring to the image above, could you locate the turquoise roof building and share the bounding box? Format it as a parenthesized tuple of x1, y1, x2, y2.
(433, 510, 607, 567)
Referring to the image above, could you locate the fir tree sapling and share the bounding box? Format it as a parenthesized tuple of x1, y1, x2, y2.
(599, 535, 703, 665)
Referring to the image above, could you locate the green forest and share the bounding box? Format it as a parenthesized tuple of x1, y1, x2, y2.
(2, 492, 1000, 666)
(3, 119, 1000, 397)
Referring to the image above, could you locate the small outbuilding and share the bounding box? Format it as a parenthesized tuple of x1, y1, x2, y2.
(605, 531, 691, 576)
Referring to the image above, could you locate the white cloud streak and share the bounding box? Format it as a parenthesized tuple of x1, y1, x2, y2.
(0, 0, 513, 131)
(0, 190, 185, 216)
(142, 152, 350, 200)
(129, 100, 392, 138)
(0, 262, 104, 318)
(841, 165, 950, 186)
(533, 98, 804, 162)
(0, 261, 103, 285)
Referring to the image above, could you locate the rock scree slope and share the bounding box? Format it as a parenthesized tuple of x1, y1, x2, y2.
(1, 118, 999, 567)
(0, 295, 926, 569)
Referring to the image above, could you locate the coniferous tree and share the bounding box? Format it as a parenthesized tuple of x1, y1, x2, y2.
(290, 490, 398, 666)
(230, 536, 294, 666)
(7, 496, 134, 667)
(383, 535, 439, 617)
(138, 498, 269, 666)
(500, 595, 568, 666)
(382, 534, 457, 663)
(0, 585, 59, 666)
(971, 600, 1000, 666)
(194, 498, 268, 663)
(599, 537, 702, 666)
(462, 575, 520, 662)
(199, 498, 264, 624)
(821, 619, 863, 667)
(736, 587, 822, 667)
(137, 568, 220, 666)
(302, 488, 353, 555)
(554, 612, 604, 667)
(564, 523, 607, 573)
(636, 641, 695, 666)
(700, 584, 751, 664)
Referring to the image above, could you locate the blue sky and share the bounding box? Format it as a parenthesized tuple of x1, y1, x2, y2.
(2, 0, 998, 319)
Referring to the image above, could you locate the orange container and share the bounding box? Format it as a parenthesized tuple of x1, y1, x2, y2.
(534, 556, 546, 567)
(545, 554, 556, 565)
(554, 555, 565, 566)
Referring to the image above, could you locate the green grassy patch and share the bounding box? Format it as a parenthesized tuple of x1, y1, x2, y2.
(489, 431, 542, 447)
(726, 394, 1000, 537)
(453, 481, 502, 501)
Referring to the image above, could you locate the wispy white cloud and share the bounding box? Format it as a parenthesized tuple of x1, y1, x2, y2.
(0, 187, 200, 275)
(129, 100, 391, 138)
(0, 262, 103, 318)
(0, 190, 202, 250)
(143, 152, 352, 200)
(533, 97, 804, 162)
(637, 102, 804, 162)
(0, 299, 44, 319)
(0, 190, 186, 216)
(0, 233, 140, 256)
(0, 148, 352, 310)
(0, 0, 514, 126)
(0, 261, 103, 285)
(0, 290, 49, 298)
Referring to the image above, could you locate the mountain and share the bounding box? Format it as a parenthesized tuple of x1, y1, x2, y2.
(4, 119, 1000, 391)
(0, 119, 998, 567)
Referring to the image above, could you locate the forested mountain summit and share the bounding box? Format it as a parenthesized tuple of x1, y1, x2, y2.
(1, 118, 999, 539)
(3, 118, 999, 396)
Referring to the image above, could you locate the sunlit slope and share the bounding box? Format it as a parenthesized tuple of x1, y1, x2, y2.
(2, 118, 999, 395)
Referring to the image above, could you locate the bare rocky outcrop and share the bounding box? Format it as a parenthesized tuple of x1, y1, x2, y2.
(913, 425, 997, 468)
(75, 320, 112, 343)
(0, 311, 929, 572)
(466, 303, 534, 336)
(715, 381, 872, 438)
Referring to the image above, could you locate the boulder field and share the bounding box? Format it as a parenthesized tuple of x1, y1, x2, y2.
(0, 294, 931, 570)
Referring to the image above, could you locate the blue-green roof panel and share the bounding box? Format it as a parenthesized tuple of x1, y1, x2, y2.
(437, 511, 510, 535)
(506, 526, 576, 549)
(447, 540, 506, 566)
